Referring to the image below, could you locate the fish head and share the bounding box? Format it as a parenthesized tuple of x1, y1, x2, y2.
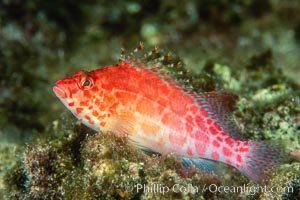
(53, 70, 104, 129)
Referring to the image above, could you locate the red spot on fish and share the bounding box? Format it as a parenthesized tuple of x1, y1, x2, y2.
(76, 107, 83, 114)
(94, 98, 102, 106)
(109, 102, 119, 113)
(80, 101, 89, 107)
(100, 121, 106, 127)
(68, 102, 74, 107)
(186, 115, 193, 123)
(226, 159, 232, 165)
(70, 88, 77, 95)
(222, 147, 232, 157)
(211, 151, 220, 160)
(215, 124, 221, 132)
(198, 108, 208, 118)
(190, 105, 198, 114)
(225, 137, 234, 147)
(195, 116, 201, 124)
(99, 104, 106, 111)
(185, 123, 193, 133)
(239, 146, 249, 152)
(83, 90, 92, 98)
(206, 119, 212, 125)
(157, 96, 168, 108)
(216, 136, 223, 142)
(195, 116, 206, 131)
(236, 155, 242, 163)
(194, 130, 202, 140)
(84, 115, 91, 120)
(91, 86, 99, 92)
(209, 126, 218, 135)
(97, 115, 105, 120)
(212, 140, 220, 147)
(195, 133, 209, 155)
(92, 110, 99, 117)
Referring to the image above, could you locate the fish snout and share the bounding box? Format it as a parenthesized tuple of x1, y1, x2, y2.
(53, 84, 67, 99)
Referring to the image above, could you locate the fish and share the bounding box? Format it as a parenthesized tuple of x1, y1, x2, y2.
(53, 42, 285, 184)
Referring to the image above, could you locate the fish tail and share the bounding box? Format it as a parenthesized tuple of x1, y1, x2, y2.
(239, 141, 287, 184)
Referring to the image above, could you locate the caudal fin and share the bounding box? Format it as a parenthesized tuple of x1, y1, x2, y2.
(239, 141, 287, 184)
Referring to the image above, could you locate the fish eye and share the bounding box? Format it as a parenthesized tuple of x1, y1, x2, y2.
(79, 76, 94, 90)
(83, 79, 90, 86)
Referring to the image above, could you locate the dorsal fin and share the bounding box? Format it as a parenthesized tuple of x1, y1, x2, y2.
(197, 91, 244, 140)
(118, 42, 214, 93)
(119, 43, 193, 91)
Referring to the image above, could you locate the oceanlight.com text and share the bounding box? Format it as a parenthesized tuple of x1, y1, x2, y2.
(208, 183, 293, 196)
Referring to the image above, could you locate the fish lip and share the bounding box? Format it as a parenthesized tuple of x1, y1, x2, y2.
(53, 85, 67, 99)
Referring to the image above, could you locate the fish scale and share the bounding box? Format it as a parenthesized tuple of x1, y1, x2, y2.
(53, 43, 286, 184)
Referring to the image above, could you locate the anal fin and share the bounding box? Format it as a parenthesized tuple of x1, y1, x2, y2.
(181, 157, 218, 173)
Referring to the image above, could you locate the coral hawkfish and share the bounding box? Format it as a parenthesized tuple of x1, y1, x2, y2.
(53, 43, 284, 184)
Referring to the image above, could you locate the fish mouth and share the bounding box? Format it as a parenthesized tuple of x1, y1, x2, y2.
(53, 85, 67, 99)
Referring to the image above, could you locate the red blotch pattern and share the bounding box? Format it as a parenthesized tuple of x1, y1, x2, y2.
(195, 116, 206, 131)
(222, 147, 232, 157)
(216, 136, 223, 142)
(80, 101, 89, 107)
(209, 126, 218, 135)
(100, 121, 106, 127)
(239, 146, 249, 152)
(206, 118, 212, 125)
(91, 86, 99, 92)
(198, 108, 208, 118)
(83, 90, 92, 98)
(211, 151, 220, 160)
(225, 137, 234, 147)
(76, 107, 83, 114)
(212, 140, 220, 148)
(236, 154, 242, 163)
(194, 133, 209, 155)
(190, 105, 198, 114)
(185, 123, 193, 133)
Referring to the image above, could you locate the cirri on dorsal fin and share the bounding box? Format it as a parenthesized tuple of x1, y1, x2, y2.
(118, 42, 197, 91)
(196, 91, 244, 140)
